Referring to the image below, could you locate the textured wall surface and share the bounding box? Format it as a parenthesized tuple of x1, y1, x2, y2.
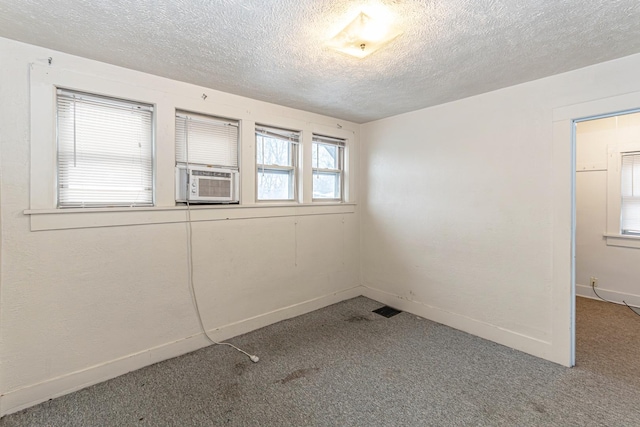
(0, 0, 639, 122)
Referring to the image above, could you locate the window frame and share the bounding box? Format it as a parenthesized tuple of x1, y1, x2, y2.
(312, 134, 345, 202)
(55, 88, 155, 208)
(255, 125, 300, 202)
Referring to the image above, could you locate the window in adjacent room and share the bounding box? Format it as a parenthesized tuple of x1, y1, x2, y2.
(312, 134, 345, 201)
(620, 152, 640, 235)
(255, 125, 299, 201)
(56, 89, 154, 207)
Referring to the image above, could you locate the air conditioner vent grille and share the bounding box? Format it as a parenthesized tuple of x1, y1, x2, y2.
(198, 179, 231, 198)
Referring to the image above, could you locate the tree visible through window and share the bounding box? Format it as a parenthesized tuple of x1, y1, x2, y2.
(256, 126, 299, 200)
(312, 135, 345, 200)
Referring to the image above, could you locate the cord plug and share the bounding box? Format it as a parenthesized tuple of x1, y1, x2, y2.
(250, 355, 260, 363)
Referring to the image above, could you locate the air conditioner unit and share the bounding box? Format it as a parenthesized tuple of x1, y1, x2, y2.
(175, 164, 239, 203)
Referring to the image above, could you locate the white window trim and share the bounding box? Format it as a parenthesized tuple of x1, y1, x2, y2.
(24, 203, 357, 231)
(605, 141, 640, 248)
(30, 63, 169, 210)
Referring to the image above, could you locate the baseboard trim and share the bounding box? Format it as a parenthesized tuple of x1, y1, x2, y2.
(0, 285, 364, 417)
(205, 286, 364, 342)
(576, 284, 640, 307)
(0, 333, 210, 417)
(361, 286, 562, 365)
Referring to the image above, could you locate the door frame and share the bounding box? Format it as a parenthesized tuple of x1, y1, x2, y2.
(552, 90, 640, 367)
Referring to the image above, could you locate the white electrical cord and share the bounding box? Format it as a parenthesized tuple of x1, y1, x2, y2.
(184, 200, 259, 363)
(184, 119, 259, 363)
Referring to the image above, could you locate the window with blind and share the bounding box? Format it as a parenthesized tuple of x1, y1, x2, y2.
(56, 89, 154, 208)
(256, 126, 299, 201)
(620, 152, 640, 235)
(312, 134, 345, 201)
(175, 111, 239, 168)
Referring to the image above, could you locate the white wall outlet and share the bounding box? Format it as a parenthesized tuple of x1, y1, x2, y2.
(590, 276, 598, 287)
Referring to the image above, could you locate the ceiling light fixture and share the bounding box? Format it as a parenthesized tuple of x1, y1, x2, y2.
(328, 11, 402, 59)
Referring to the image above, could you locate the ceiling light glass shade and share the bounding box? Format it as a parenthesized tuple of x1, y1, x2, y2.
(328, 12, 402, 59)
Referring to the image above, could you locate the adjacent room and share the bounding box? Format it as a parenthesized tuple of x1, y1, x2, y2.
(574, 111, 640, 399)
(1, 0, 640, 425)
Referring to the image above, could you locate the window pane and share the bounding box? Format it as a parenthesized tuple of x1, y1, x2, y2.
(257, 169, 293, 200)
(57, 91, 153, 207)
(312, 143, 339, 169)
(256, 135, 291, 166)
(313, 171, 340, 199)
(622, 198, 640, 234)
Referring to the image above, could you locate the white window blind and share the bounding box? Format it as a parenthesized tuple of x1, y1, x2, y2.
(621, 153, 640, 235)
(175, 111, 239, 168)
(56, 89, 154, 207)
(312, 134, 345, 201)
(256, 125, 299, 201)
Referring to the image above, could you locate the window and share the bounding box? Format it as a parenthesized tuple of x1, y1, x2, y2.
(256, 126, 299, 201)
(605, 143, 640, 248)
(56, 89, 154, 207)
(312, 134, 345, 201)
(175, 111, 239, 168)
(620, 153, 640, 235)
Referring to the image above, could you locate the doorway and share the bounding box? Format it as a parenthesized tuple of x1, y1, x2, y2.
(551, 91, 640, 367)
(573, 110, 640, 368)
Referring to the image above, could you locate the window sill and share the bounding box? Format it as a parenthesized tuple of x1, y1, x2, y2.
(604, 233, 640, 249)
(24, 203, 356, 231)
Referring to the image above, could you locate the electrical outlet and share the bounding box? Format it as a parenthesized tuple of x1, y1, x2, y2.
(590, 276, 598, 287)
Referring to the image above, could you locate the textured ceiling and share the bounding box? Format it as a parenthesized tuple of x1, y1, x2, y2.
(1, 0, 640, 123)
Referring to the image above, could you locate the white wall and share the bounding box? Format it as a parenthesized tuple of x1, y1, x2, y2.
(575, 114, 640, 306)
(361, 52, 640, 366)
(0, 37, 361, 415)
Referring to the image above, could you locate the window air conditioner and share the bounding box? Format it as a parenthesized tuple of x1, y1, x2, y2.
(175, 164, 239, 203)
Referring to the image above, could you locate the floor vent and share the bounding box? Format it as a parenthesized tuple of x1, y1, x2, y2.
(373, 306, 402, 318)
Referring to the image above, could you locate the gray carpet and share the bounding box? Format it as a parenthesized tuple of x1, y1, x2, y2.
(2, 296, 640, 426)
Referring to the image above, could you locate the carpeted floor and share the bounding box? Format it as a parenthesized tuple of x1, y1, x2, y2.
(2, 296, 639, 426)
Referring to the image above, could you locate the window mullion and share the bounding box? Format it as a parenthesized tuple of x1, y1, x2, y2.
(257, 164, 294, 172)
(313, 167, 341, 174)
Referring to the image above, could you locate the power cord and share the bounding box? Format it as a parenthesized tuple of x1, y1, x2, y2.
(184, 199, 260, 362)
(591, 282, 640, 318)
(183, 123, 259, 363)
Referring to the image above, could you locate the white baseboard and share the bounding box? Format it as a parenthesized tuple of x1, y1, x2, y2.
(0, 285, 363, 417)
(0, 333, 210, 417)
(361, 286, 560, 364)
(576, 284, 640, 307)
(205, 285, 364, 342)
